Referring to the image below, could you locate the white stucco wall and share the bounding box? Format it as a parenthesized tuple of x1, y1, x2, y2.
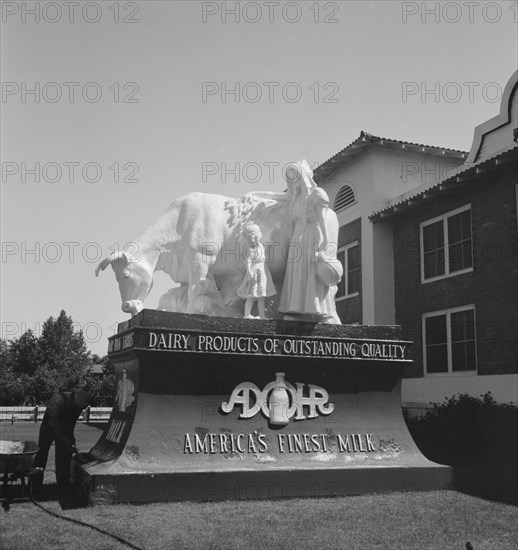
(319, 145, 464, 325)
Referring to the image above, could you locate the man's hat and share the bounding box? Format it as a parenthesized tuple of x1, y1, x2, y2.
(73, 389, 92, 410)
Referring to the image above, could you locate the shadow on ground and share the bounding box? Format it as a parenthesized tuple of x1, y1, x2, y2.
(1, 480, 89, 512)
(453, 461, 518, 506)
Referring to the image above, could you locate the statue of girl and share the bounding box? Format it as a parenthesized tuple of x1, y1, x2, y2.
(237, 223, 276, 319)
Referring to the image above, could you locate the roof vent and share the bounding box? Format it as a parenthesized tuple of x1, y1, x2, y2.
(333, 184, 356, 213)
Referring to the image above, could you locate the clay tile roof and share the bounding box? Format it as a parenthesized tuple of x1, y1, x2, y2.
(314, 131, 467, 183)
(369, 143, 518, 221)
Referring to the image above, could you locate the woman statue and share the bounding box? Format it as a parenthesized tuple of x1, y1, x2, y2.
(278, 161, 342, 324)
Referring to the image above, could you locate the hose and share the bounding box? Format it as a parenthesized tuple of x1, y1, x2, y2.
(29, 487, 145, 550)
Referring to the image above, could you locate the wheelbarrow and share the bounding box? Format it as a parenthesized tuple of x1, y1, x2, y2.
(0, 440, 38, 511)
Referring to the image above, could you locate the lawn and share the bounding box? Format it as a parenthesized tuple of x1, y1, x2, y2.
(1, 423, 517, 550)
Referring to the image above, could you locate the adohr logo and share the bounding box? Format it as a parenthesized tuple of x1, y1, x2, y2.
(221, 372, 334, 426)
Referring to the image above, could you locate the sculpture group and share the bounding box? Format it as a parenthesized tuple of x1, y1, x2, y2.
(96, 160, 343, 324)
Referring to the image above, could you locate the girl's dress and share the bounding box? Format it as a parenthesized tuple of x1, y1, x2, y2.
(238, 242, 276, 299)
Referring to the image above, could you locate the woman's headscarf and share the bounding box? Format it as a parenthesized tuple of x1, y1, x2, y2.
(284, 159, 317, 198)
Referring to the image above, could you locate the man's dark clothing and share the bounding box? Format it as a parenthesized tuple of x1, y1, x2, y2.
(33, 392, 83, 485)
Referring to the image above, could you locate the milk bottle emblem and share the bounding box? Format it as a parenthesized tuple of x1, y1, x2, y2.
(268, 372, 290, 426)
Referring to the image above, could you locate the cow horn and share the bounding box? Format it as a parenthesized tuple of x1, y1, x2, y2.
(95, 251, 128, 276)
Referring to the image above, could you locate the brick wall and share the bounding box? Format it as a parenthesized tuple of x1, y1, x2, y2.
(336, 218, 362, 324)
(393, 164, 518, 379)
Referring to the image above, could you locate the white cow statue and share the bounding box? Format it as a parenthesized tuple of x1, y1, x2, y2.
(95, 160, 343, 323)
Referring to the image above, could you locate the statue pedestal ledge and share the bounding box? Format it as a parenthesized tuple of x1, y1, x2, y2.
(73, 310, 451, 503)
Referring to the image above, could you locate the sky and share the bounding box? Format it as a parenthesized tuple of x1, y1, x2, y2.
(1, 0, 517, 355)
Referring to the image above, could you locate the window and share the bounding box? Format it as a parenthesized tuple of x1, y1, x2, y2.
(422, 306, 477, 375)
(333, 185, 356, 213)
(336, 242, 360, 299)
(420, 205, 473, 282)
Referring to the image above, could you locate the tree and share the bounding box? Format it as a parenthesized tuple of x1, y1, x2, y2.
(0, 338, 25, 405)
(3, 311, 95, 404)
(37, 310, 94, 394)
(9, 330, 40, 376)
(0, 338, 11, 371)
(1, 311, 116, 405)
(83, 355, 115, 406)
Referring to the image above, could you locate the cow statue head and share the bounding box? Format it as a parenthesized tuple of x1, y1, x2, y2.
(95, 252, 153, 316)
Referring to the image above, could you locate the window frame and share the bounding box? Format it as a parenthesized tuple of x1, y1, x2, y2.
(422, 304, 477, 377)
(336, 241, 360, 301)
(420, 204, 473, 284)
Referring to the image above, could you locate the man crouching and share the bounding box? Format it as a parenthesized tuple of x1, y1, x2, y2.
(30, 388, 92, 507)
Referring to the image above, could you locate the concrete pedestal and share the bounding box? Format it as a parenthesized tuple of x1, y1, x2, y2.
(74, 310, 451, 503)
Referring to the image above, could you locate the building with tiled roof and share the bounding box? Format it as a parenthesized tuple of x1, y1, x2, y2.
(315, 131, 467, 327)
(317, 70, 517, 407)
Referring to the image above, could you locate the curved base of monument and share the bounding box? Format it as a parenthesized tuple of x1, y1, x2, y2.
(73, 310, 452, 504)
(76, 464, 452, 505)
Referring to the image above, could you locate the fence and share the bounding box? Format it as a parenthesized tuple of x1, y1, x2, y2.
(0, 406, 112, 424)
(402, 402, 435, 419)
(2, 405, 430, 422)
